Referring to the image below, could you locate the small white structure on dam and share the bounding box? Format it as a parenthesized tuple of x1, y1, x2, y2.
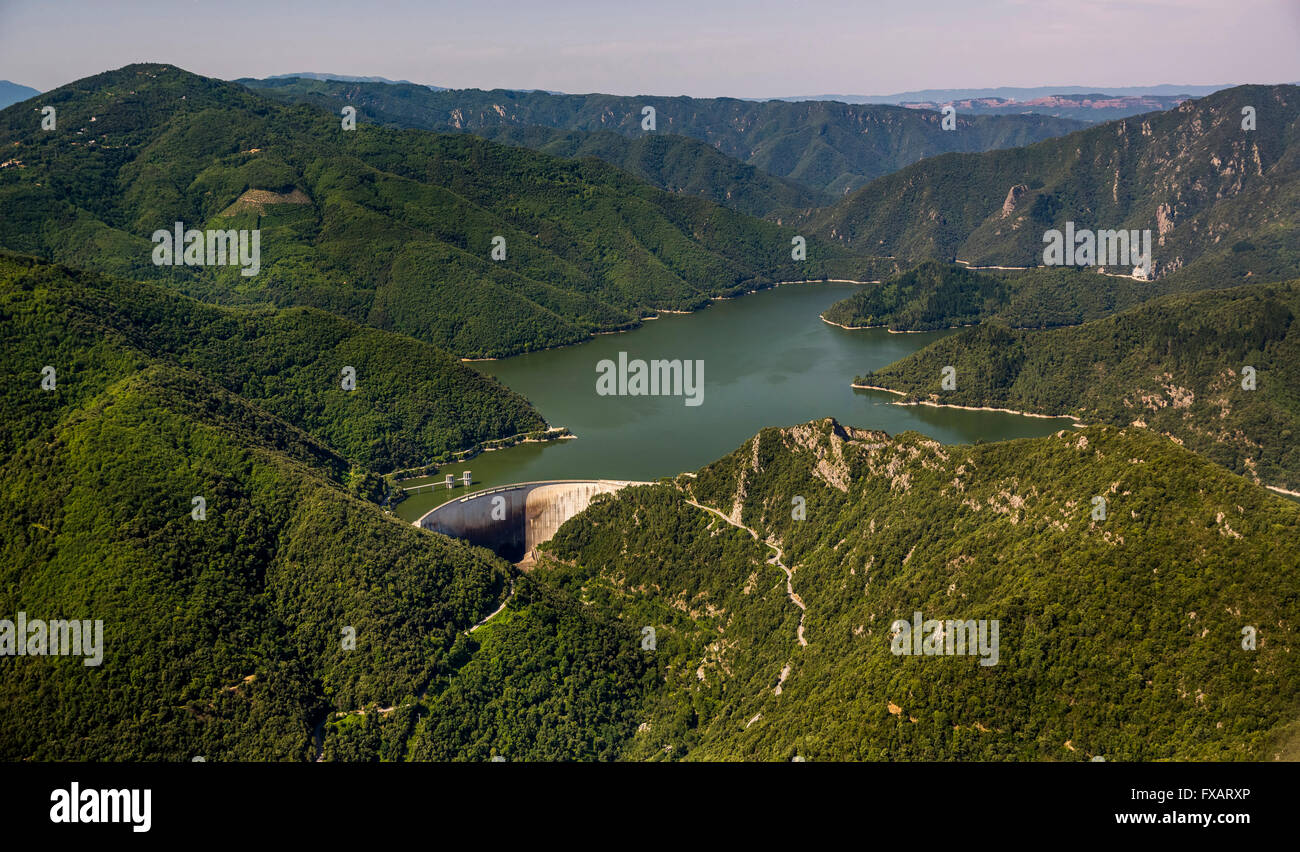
(414, 479, 648, 562)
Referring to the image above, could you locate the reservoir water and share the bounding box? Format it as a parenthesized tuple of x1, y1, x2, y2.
(395, 283, 1074, 521)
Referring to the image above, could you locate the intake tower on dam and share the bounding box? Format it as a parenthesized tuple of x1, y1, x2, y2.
(414, 479, 648, 562)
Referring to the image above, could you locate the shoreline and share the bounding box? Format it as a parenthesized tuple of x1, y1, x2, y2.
(776, 278, 882, 285)
(458, 277, 883, 363)
(821, 316, 950, 333)
(900, 399, 1082, 423)
(821, 316, 875, 331)
(955, 258, 1149, 282)
(826, 314, 977, 335)
(853, 390, 1300, 490)
(389, 426, 574, 482)
(954, 259, 1032, 271)
(851, 384, 1083, 424)
(852, 383, 906, 395)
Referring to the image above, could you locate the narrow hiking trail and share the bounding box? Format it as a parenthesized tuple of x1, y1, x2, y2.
(684, 498, 807, 708)
(684, 499, 807, 647)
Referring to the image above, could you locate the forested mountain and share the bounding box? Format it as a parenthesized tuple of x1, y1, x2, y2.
(820, 259, 1266, 332)
(6, 60, 1295, 765)
(8, 264, 1299, 760)
(316, 419, 1300, 761)
(240, 75, 1084, 197)
(0, 252, 660, 761)
(0, 63, 888, 359)
(809, 85, 1300, 288)
(534, 420, 1300, 760)
(0, 300, 519, 758)
(0, 254, 542, 473)
(453, 125, 829, 218)
(822, 260, 1008, 330)
(857, 280, 1300, 492)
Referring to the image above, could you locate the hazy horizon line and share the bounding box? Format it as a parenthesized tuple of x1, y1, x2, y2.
(4, 65, 1297, 101)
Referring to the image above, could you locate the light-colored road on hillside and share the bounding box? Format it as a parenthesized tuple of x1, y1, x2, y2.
(470, 579, 515, 633)
(684, 499, 808, 648)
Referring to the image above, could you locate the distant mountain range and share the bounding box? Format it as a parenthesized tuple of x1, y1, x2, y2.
(258, 80, 1242, 104)
(264, 72, 436, 87)
(259, 72, 562, 94)
(896, 93, 1193, 123)
(779, 84, 1240, 104)
(242, 76, 1084, 197)
(770, 86, 1276, 123)
(0, 80, 39, 109)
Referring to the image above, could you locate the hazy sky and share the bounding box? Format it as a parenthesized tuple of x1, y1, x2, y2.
(2, 0, 1298, 96)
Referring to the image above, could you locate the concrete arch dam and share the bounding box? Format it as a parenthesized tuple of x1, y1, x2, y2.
(414, 480, 649, 562)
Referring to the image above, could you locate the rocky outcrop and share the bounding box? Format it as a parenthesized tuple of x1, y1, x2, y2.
(1001, 183, 1029, 218)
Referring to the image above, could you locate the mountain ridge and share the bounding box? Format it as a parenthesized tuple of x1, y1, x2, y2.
(807, 84, 1300, 289)
(0, 63, 888, 359)
(241, 75, 1086, 196)
(856, 278, 1300, 491)
(0, 80, 40, 110)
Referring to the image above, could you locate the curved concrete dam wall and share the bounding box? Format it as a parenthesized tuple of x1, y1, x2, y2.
(414, 480, 648, 561)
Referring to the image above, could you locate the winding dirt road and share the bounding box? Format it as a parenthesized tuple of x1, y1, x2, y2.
(684, 499, 807, 647)
(470, 579, 515, 633)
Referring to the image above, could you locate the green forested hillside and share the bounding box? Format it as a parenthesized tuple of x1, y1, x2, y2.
(8, 343, 1298, 760)
(821, 260, 1273, 332)
(317, 567, 669, 762)
(452, 125, 828, 218)
(810, 84, 1300, 289)
(6, 62, 1297, 766)
(0, 253, 671, 762)
(241, 76, 1084, 197)
(0, 359, 517, 760)
(0, 63, 889, 358)
(404, 575, 656, 761)
(536, 420, 1300, 760)
(822, 260, 1007, 330)
(0, 254, 542, 472)
(540, 485, 804, 759)
(319, 483, 797, 761)
(857, 281, 1300, 491)
(322, 419, 1300, 762)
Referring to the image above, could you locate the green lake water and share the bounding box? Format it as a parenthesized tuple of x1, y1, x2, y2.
(395, 283, 1075, 521)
